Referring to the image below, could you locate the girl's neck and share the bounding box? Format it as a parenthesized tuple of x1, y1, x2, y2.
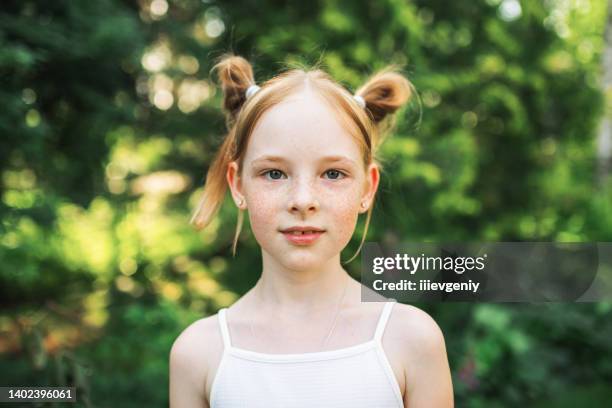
(252, 256, 355, 315)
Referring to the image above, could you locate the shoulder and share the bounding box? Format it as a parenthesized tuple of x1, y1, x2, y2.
(171, 312, 223, 359)
(388, 303, 446, 354)
(169, 313, 224, 406)
(386, 303, 448, 370)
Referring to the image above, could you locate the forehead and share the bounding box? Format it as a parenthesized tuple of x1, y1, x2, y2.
(244, 91, 362, 162)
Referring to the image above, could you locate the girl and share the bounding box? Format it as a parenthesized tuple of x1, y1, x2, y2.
(170, 54, 453, 407)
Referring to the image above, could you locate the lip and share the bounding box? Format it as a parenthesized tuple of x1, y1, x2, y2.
(280, 229, 325, 245)
(280, 226, 326, 233)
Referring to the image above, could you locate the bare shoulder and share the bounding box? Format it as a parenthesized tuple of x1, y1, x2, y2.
(386, 303, 454, 407)
(171, 313, 223, 369)
(169, 313, 224, 408)
(388, 303, 446, 353)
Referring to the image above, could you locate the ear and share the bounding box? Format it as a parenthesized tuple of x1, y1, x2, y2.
(359, 163, 380, 213)
(226, 161, 246, 210)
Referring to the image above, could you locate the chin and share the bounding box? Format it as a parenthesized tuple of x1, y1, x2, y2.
(278, 250, 329, 271)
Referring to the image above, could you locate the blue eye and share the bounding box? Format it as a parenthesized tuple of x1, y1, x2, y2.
(264, 169, 285, 180)
(324, 169, 346, 180)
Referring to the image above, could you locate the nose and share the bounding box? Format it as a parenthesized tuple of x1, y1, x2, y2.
(288, 176, 320, 215)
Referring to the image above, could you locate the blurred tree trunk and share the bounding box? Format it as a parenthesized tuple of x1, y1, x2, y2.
(597, 0, 612, 185)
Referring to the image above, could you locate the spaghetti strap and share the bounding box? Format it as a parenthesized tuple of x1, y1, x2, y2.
(373, 301, 396, 343)
(217, 308, 232, 348)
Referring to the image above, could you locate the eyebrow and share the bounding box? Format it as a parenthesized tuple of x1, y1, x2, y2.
(251, 155, 358, 167)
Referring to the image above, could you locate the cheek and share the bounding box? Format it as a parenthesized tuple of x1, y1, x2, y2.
(327, 191, 361, 243)
(244, 195, 278, 240)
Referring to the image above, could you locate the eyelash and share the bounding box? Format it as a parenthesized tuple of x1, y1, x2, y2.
(260, 169, 348, 181)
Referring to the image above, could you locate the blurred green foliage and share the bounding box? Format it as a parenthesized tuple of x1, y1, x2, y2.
(1, 0, 611, 406)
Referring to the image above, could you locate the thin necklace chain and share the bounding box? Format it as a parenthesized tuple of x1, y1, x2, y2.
(249, 275, 350, 350)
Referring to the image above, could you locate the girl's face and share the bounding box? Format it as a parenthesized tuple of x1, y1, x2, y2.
(227, 91, 379, 271)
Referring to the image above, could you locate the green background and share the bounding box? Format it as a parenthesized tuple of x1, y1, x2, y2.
(1, 0, 612, 406)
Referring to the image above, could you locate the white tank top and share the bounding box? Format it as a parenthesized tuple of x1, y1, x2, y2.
(210, 301, 403, 408)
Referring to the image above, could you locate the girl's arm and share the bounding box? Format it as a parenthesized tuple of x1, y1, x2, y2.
(169, 322, 210, 408)
(398, 306, 454, 407)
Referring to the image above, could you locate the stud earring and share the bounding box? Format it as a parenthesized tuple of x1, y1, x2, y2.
(360, 201, 367, 209)
(238, 198, 244, 208)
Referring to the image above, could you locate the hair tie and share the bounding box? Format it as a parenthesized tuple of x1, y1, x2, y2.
(353, 95, 366, 109)
(246, 84, 260, 99)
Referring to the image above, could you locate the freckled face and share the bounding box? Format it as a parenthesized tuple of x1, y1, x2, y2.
(239, 91, 367, 270)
